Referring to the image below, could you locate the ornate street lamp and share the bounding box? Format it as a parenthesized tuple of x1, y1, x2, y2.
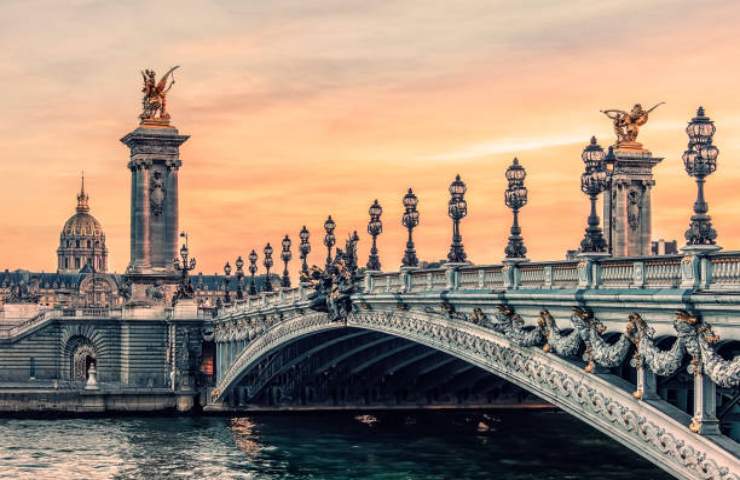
(579, 137, 609, 254)
(323, 215, 336, 268)
(223, 261, 232, 304)
(402, 188, 420, 268)
(248, 249, 258, 295)
(281, 235, 292, 288)
(683, 107, 719, 247)
(235, 255, 244, 300)
(504, 158, 528, 259)
(173, 232, 196, 289)
(263, 243, 274, 292)
(447, 174, 468, 263)
(366, 200, 383, 271)
(299, 226, 311, 278)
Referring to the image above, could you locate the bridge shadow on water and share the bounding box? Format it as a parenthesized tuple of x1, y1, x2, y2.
(228, 410, 675, 480)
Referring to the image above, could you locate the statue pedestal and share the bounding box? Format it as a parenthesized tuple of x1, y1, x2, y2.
(604, 147, 663, 257)
(121, 124, 188, 277)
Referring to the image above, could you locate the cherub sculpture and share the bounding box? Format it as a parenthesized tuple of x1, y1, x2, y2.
(140, 66, 179, 123)
(600, 102, 664, 146)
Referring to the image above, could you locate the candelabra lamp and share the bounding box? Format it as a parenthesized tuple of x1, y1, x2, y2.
(263, 243, 274, 292)
(447, 175, 468, 263)
(366, 200, 383, 271)
(401, 188, 420, 268)
(504, 158, 528, 260)
(683, 107, 720, 250)
(235, 255, 244, 300)
(281, 235, 292, 288)
(173, 235, 196, 294)
(579, 137, 609, 254)
(248, 249, 258, 295)
(323, 215, 336, 268)
(299, 226, 311, 278)
(223, 261, 232, 304)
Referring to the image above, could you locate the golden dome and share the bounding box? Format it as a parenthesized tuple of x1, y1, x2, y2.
(60, 173, 105, 238)
(62, 212, 104, 237)
(57, 174, 109, 273)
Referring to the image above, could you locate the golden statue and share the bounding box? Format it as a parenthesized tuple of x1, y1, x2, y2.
(600, 102, 664, 148)
(139, 66, 179, 124)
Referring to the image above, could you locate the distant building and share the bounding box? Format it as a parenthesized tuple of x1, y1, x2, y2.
(0, 179, 273, 309)
(57, 174, 108, 273)
(651, 239, 678, 256)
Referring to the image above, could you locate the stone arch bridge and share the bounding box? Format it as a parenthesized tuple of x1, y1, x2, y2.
(211, 255, 740, 480)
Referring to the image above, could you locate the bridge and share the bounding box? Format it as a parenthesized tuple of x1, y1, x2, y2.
(210, 251, 740, 480)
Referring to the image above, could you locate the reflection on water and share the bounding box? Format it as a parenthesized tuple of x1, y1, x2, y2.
(0, 410, 673, 479)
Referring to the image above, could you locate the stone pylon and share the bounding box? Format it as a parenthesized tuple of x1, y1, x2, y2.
(603, 146, 663, 257)
(121, 123, 189, 302)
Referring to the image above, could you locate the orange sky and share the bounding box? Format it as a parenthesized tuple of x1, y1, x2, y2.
(2, 0, 740, 275)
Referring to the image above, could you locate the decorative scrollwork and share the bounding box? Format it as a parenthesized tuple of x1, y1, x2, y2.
(489, 305, 544, 347)
(570, 307, 631, 373)
(538, 309, 582, 357)
(626, 312, 686, 377)
(675, 310, 739, 389)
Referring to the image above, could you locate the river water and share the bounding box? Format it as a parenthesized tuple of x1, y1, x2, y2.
(0, 410, 672, 479)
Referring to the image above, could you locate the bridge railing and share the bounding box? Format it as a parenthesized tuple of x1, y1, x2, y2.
(362, 251, 740, 293)
(215, 250, 740, 320)
(707, 251, 740, 289)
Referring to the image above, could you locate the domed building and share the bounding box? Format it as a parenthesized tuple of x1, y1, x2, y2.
(57, 175, 108, 273)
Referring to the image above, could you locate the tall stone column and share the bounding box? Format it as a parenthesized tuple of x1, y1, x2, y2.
(121, 124, 189, 301)
(604, 148, 662, 257)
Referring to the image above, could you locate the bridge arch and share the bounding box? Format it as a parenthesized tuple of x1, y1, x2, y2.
(213, 309, 738, 480)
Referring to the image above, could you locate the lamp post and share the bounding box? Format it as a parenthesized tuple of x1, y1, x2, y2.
(401, 188, 420, 268)
(683, 107, 720, 249)
(323, 215, 336, 268)
(447, 175, 468, 263)
(223, 261, 232, 304)
(367, 200, 383, 271)
(173, 233, 196, 291)
(263, 243, 274, 292)
(281, 235, 292, 288)
(235, 255, 244, 300)
(299, 226, 311, 278)
(579, 137, 609, 254)
(603, 146, 617, 255)
(504, 158, 528, 260)
(248, 250, 258, 295)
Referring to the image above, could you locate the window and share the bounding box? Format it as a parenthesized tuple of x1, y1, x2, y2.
(30, 357, 36, 379)
(87, 240, 91, 248)
(75, 257, 80, 269)
(64, 258, 69, 269)
(75, 240, 80, 248)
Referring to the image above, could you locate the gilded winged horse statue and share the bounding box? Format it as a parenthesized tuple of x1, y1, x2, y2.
(139, 66, 179, 123)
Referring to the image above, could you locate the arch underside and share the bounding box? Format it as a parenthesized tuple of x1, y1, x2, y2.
(215, 311, 739, 480)
(229, 327, 538, 408)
